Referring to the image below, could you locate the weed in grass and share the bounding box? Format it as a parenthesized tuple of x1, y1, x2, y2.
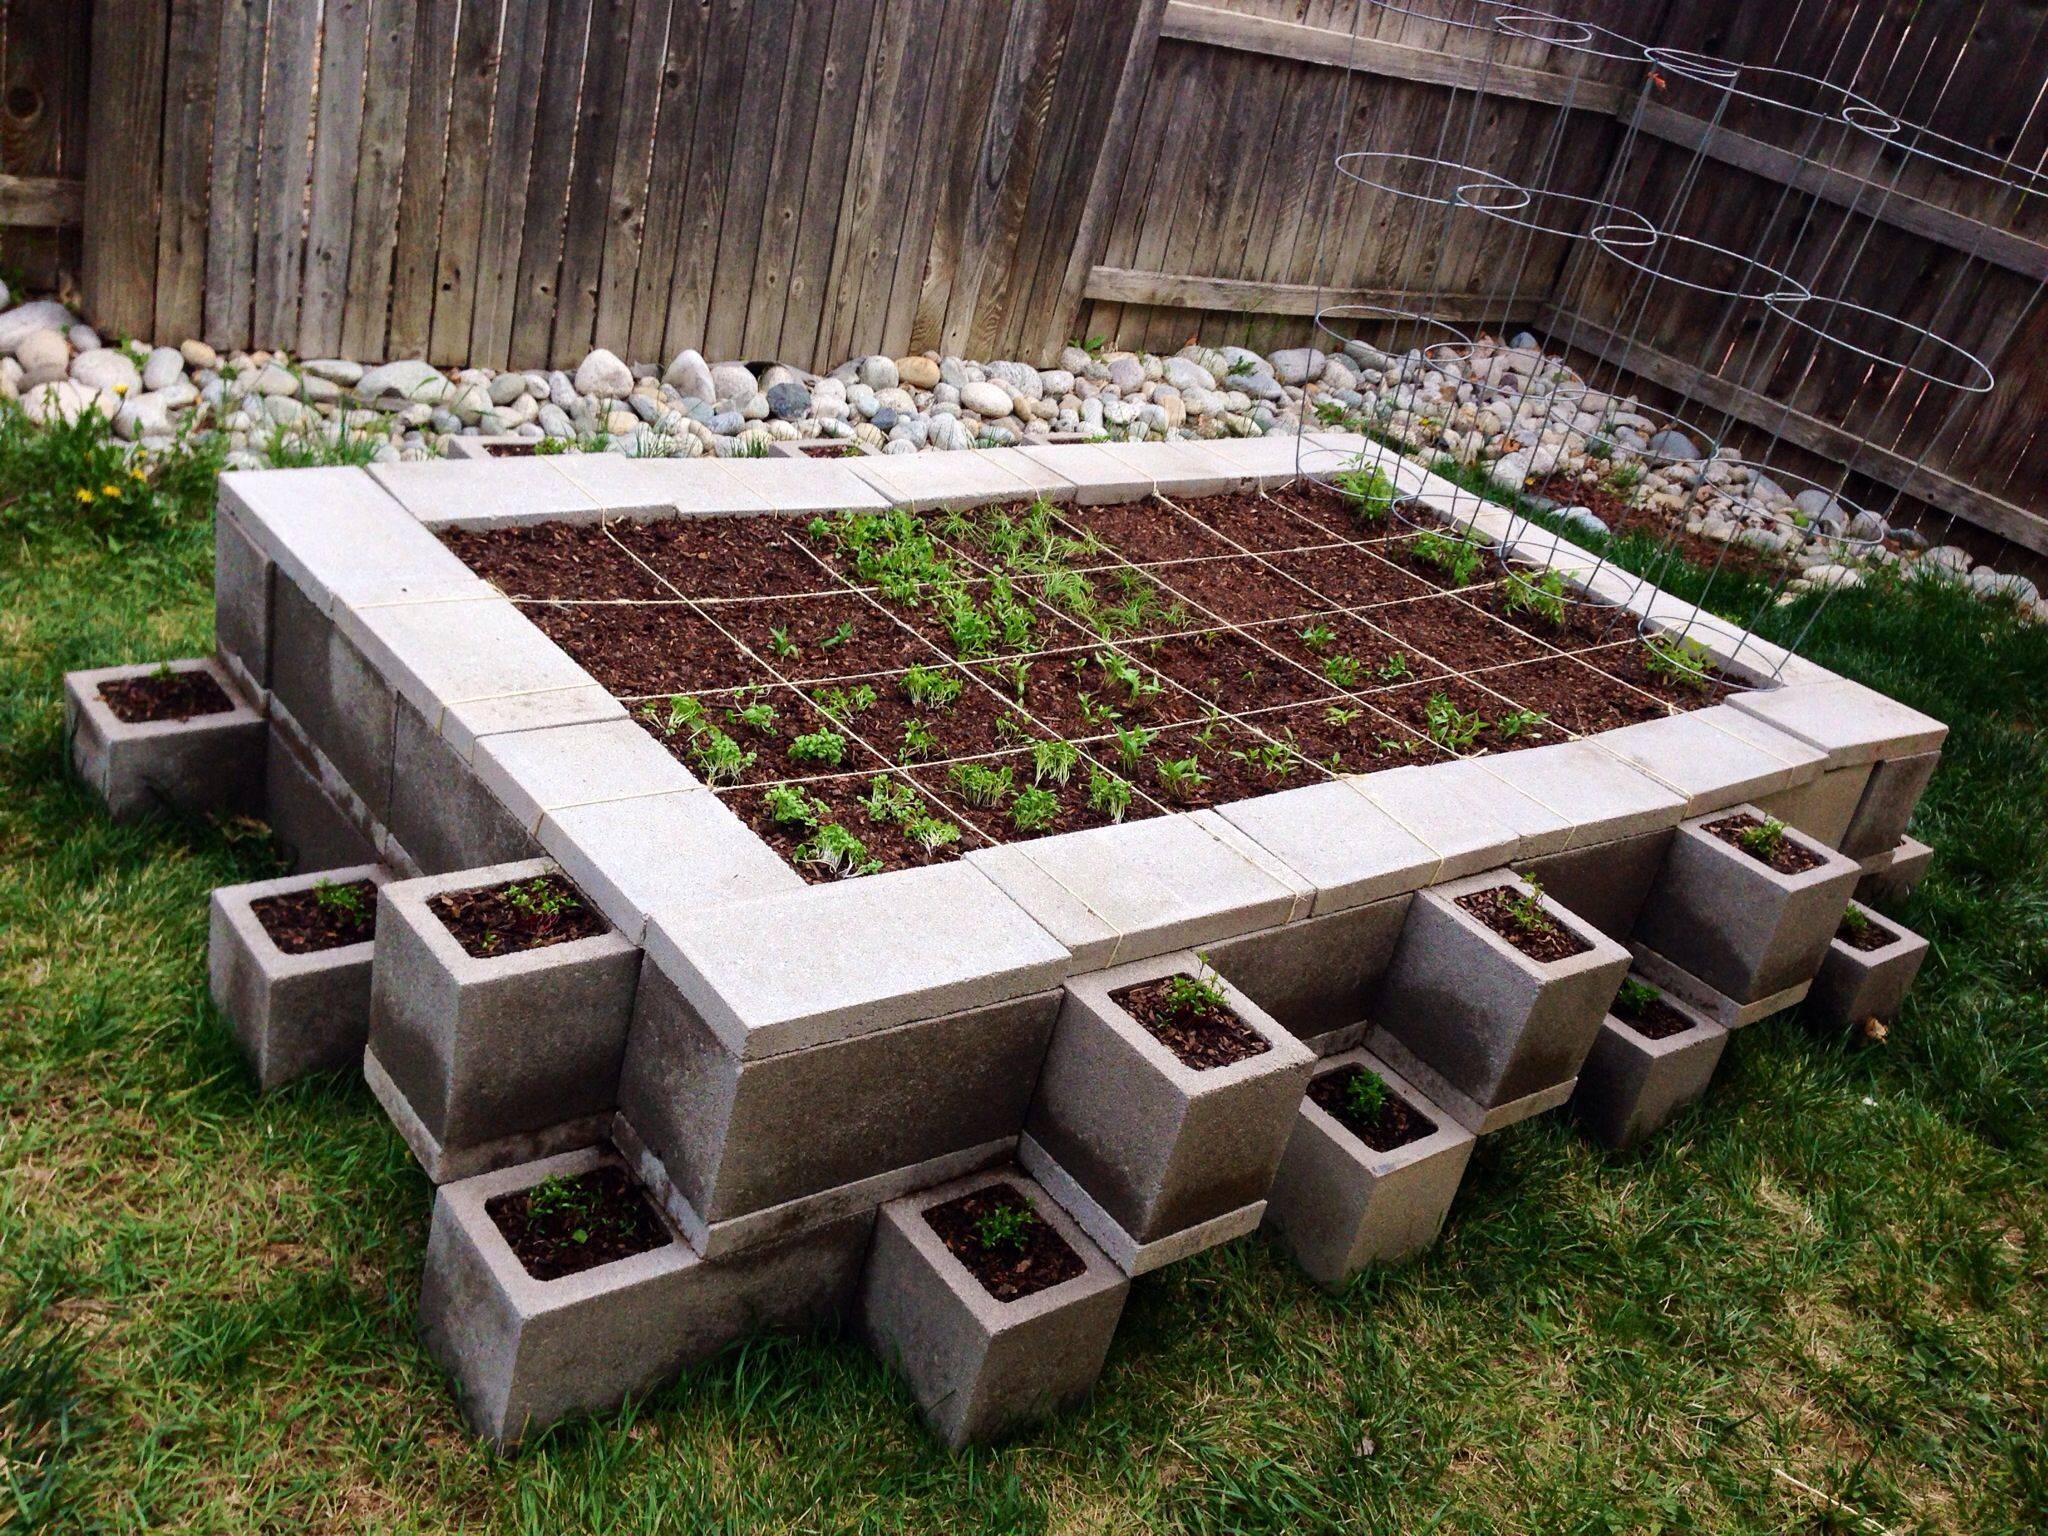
(1423, 691, 1485, 751)
(902, 664, 962, 710)
(1030, 738, 1079, 786)
(949, 761, 1014, 809)
(786, 730, 847, 768)
(1010, 787, 1061, 832)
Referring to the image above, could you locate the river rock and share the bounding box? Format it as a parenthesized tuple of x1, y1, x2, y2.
(765, 381, 811, 421)
(1270, 347, 1327, 386)
(357, 359, 446, 403)
(575, 348, 633, 398)
(960, 381, 1011, 417)
(710, 362, 756, 401)
(857, 355, 899, 392)
(895, 356, 940, 390)
(0, 300, 74, 353)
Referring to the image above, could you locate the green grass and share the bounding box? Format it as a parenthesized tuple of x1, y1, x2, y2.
(2, 422, 2046, 1532)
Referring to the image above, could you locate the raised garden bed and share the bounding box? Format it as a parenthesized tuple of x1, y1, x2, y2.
(440, 484, 1733, 882)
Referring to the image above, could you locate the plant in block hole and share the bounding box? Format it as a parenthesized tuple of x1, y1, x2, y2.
(1642, 634, 1717, 691)
(902, 665, 963, 711)
(526, 1175, 637, 1251)
(689, 727, 755, 786)
(1155, 754, 1209, 804)
(1344, 1068, 1389, 1124)
(1030, 738, 1079, 786)
(1502, 876, 1559, 939)
(949, 761, 1015, 810)
(1839, 905, 1876, 942)
(972, 1199, 1037, 1254)
(1616, 977, 1660, 1018)
(1085, 767, 1134, 823)
(795, 823, 880, 879)
(1010, 786, 1061, 832)
(504, 878, 581, 921)
(311, 878, 367, 921)
(1423, 692, 1485, 752)
(1500, 569, 1568, 627)
(1412, 529, 1485, 586)
(1736, 815, 1789, 861)
(1159, 957, 1228, 1021)
(787, 730, 847, 768)
(763, 784, 822, 831)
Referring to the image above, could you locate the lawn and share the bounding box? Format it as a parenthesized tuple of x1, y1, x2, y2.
(2, 419, 2045, 1534)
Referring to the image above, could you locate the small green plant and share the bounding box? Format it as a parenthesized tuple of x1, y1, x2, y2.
(1085, 767, 1134, 822)
(659, 694, 707, 738)
(1067, 333, 1108, 361)
(1003, 658, 1034, 699)
(1231, 740, 1297, 777)
(1502, 876, 1557, 936)
(1321, 653, 1364, 688)
(860, 776, 922, 825)
(1225, 355, 1256, 377)
(1423, 692, 1485, 751)
(765, 625, 799, 660)
(1095, 651, 1161, 706)
(1605, 459, 1645, 496)
(1010, 786, 1061, 832)
(1412, 529, 1485, 585)
(1616, 977, 1661, 1016)
(1642, 635, 1716, 690)
(1500, 569, 1568, 627)
(820, 619, 856, 650)
(504, 877, 579, 919)
(532, 436, 572, 455)
(1377, 652, 1412, 682)
(310, 878, 366, 919)
(972, 1200, 1036, 1253)
(1030, 738, 1080, 786)
(1112, 723, 1155, 769)
(523, 1173, 631, 1248)
(763, 784, 821, 828)
(898, 718, 940, 762)
(1735, 815, 1788, 860)
(1840, 905, 1874, 940)
(1323, 704, 1362, 727)
(949, 761, 1014, 809)
(1335, 466, 1396, 524)
(1298, 621, 1338, 652)
(729, 698, 778, 734)
(787, 730, 847, 767)
(689, 727, 755, 785)
(1158, 957, 1228, 1020)
(902, 665, 963, 710)
(1154, 754, 1208, 802)
(1495, 708, 1546, 740)
(795, 823, 880, 878)
(906, 814, 961, 853)
(1343, 1069, 1389, 1123)
(811, 683, 877, 722)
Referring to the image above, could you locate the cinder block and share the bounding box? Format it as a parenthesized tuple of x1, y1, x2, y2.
(1474, 740, 1687, 850)
(1632, 805, 1862, 1009)
(366, 858, 641, 1182)
(1351, 764, 1523, 880)
(1839, 750, 1939, 861)
(857, 1170, 1128, 1448)
(471, 716, 700, 836)
(1807, 904, 1929, 1028)
(852, 449, 1050, 511)
(1569, 983, 1727, 1150)
(263, 725, 378, 871)
(710, 455, 894, 513)
(1727, 677, 1947, 770)
(968, 816, 1300, 972)
(1097, 441, 1246, 499)
(1261, 1048, 1475, 1287)
(1858, 835, 1932, 905)
(270, 577, 398, 822)
(388, 697, 540, 874)
(421, 1147, 868, 1446)
(1214, 781, 1441, 916)
(1754, 761, 1874, 850)
(1593, 707, 1826, 816)
(370, 458, 600, 527)
(615, 954, 1058, 1247)
(215, 508, 274, 694)
(640, 862, 1072, 1060)
(545, 454, 776, 518)
(1368, 869, 1631, 1134)
(1015, 444, 1153, 504)
(1192, 433, 1320, 490)
(209, 865, 389, 1090)
(64, 658, 265, 824)
(1021, 953, 1315, 1274)
(1521, 829, 1675, 942)
(1203, 897, 1413, 1055)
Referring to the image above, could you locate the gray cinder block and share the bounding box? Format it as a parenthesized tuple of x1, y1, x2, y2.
(857, 1170, 1128, 1448)
(1261, 1048, 1474, 1288)
(388, 696, 539, 874)
(420, 1146, 868, 1446)
(64, 658, 265, 824)
(1020, 953, 1314, 1274)
(269, 576, 398, 823)
(1569, 983, 1728, 1150)
(1520, 829, 1675, 942)
(209, 864, 389, 1090)
(215, 508, 274, 695)
(1754, 762, 1873, 851)
(1368, 870, 1631, 1134)
(1839, 750, 1939, 861)
(1857, 835, 1932, 905)
(1631, 805, 1862, 1016)
(1807, 904, 1929, 1029)
(366, 858, 641, 1182)
(1202, 896, 1413, 1056)
(263, 724, 378, 872)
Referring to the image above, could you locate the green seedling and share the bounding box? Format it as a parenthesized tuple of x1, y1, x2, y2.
(787, 730, 847, 767)
(1226, 355, 1256, 377)
(1298, 621, 1338, 652)
(1155, 754, 1208, 802)
(1839, 905, 1875, 940)
(1323, 704, 1362, 727)
(729, 699, 777, 734)
(1232, 740, 1297, 777)
(972, 1201, 1036, 1253)
(1335, 466, 1397, 524)
(1605, 460, 1645, 496)
(902, 665, 963, 710)
(898, 718, 940, 762)
(1004, 659, 1034, 700)
(1736, 815, 1788, 860)
(1344, 1069, 1389, 1123)
(860, 776, 922, 825)
(796, 823, 880, 878)
(1030, 738, 1079, 786)
(689, 727, 754, 785)
(1502, 876, 1558, 936)
(659, 694, 707, 738)
(1412, 529, 1485, 585)
(1495, 708, 1546, 740)
(1642, 635, 1716, 690)
(906, 814, 962, 853)
(1322, 653, 1364, 688)
(820, 619, 856, 650)
(1159, 959, 1228, 1020)
(310, 879, 366, 918)
(1010, 786, 1061, 832)
(504, 877, 580, 919)
(763, 784, 820, 829)
(1085, 767, 1134, 822)
(1068, 333, 1107, 361)
(1377, 652, 1412, 682)
(766, 626, 799, 660)
(811, 684, 877, 722)
(949, 761, 1014, 809)
(523, 1174, 633, 1248)
(1112, 723, 1155, 769)
(1616, 977, 1661, 1016)
(1500, 569, 1568, 627)
(1423, 692, 1485, 751)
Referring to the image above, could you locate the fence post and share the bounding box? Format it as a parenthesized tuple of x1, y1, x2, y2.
(81, 0, 172, 341)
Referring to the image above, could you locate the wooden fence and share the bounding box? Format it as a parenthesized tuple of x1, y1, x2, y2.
(0, 1, 90, 291)
(27, 0, 2048, 553)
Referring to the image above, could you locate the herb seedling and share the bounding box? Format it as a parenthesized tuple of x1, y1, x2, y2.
(906, 814, 961, 852)
(1004, 658, 1034, 699)
(1085, 767, 1133, 822)
(1010, 786, 1061, 832)
(766, 626, 799, 660)
(1377, 652, 1412, 682)
(949, 761, 1014, 809)
(1615, 977, 1661, 1017)
(729, 699, 778, 734)
(310, 879, 366, 918)
(524, 1173, 633, 1248)
(820, 619, 856, 650)
(1500, 569, 1568, 627)
(972, 1200, 1036, 1253)
(1112, 723, 1155, 769)
(1502, 877, 1557, 937)
(763, 784, 821, 828)
(1030, 738, 1079, 786)
(1232, 740, 1297, 777)
(660, 693, 707, 738)
(1495, 708, 1546, 739)
(860, 776, 921, 825)
(898, 718, 940, 762)
(787, 730, 847, 767)
(1344, 1069, 1389, 1123)
(796, 823, 880, 878)
(1154, 754, 1209, 802)
(1412, 529, 1485, 585)
(689, 727, 755, 785)
(811, 683, 877, 722)
(1159, 959, 1228, 1020)
(504, 877, 579, 919)
(1735, 815, 1789, 861)
(1423, 692, 1485, 751)
(1322, 653, 1364, 688)
(902, 665, 963, 710)
(1839, 905, 1874, 940)
(1298, 621, 1338, 651)
(1642, 635, 1716, 690)
(1335, 466, 1396, 524)
(1323, 704, 1362, 726)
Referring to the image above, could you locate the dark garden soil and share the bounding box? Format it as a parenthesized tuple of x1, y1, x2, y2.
(1611, 985, 1697, 1040)
(713, 592, 943, 680)
(486, 1164, 671, 1281)
(1370, 594, 1556, 671)
(963, 650, 1201, 739)
(1481, 656, 1672, 737)
(1707, 812, 1826, 874)
(1456, 884, 1592, 962)
(484, 441, 539, 456)
(794, 441, 867, 458)
(1111, 975, 1271, 1068)
(1837, 908, 1900, 951)
(1149, 555, 1341, 624)
(97, 668, 234, 723)
(722, 771, 979, 881)
(1060, 499, 1237, 563)
(613, 514, 837, 599)
(1250, 615, 1445, 689)
(250, 879, 378, 954)
(524, 600, 756, 696)
(923, 1183, 1085, 1302)
(1176, 489, 1344, 552)
(1260, 544, 1439, 609)
(443, 521, 672, 601)
(1259, 481, 1394, 542)
(1309, 1064, 1437, 1151)
(428, 872, 607, 958)
(1253, 700, 1449, 774)
(1120, 626, 1341, 710)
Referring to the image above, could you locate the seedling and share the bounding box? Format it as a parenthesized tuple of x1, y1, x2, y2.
(1095, 650, 1161, 706)
(820, 619, 857, 650)
(1501, 876, 1558, 937)
(689, 727, 755, 785)
(1231, 740, 1297, 777)
(906, 814, 961, 853)
(1335, 466, 1397, 524)
(1085, 767, 1134, 822)
(766, 626, 799, 660)
(1030, 738, 1080, 786)
(1605, 460, 1645, 496)
(1158, 959, 1228, 1020)
(787, 730, 847, 767)
(504, 878, 580, 920)
(763, 784, 821, 829)
(1112, 724, 1155, 769)
(310, 878, 366, 919)
(811, 683, 877, 722)
(902, 665, 963, 710)
(1615, 977, 1661, 1017)
(861, 776, 922, 825)
(1343, 1069, 1389, 1123)
(1735, 815, 1789, 861)
(1642, 634, 1716, 690)
(1377, 652, 1412, 682)
(524, 1174, 636, 1248)
(1068, 333, 1108, 361)
(1839, 905, 1875, 940)
(1322, 653, 1364, 688)
(972, 1200, 1037, 1253)
(1412, 529, 1485, 585)
(949, 761, 1014, 809)
(1155, 754, 1209, 802)
(1323, 704, 1362, 727)
(728, 699, 778, 734)
(1004, 659, 1034, 700)
(1423, 692, 1485, 751)
(1500, 569, 1568, 627)
(1495, 708, 1546, 740)
(1298, 621, 1338, 652)
(796, 823, 880, 878)
(1010, 786, 1060, 832)
(659, 694, 707, 738)
(898, 718, 940, 762)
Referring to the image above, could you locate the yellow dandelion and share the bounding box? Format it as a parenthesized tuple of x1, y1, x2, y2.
(130, 466, 148, 481)
(76, 488, 95, 504)
(113, 382, 130, 396)
(102, 483, 122, 497)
